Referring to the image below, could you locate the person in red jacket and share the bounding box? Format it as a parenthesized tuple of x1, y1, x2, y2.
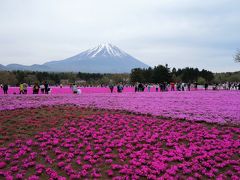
(170, 82, 175, 91)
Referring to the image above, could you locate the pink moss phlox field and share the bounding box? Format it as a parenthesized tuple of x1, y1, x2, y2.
(1, 91, 240, 124)
(0, 113, 239, 179)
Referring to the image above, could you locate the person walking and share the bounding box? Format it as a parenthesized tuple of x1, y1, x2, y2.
(176, 83, 181, 91)
(163, 82, 167, 91)
(72, 84, 78, 94)
(181, 83, 185, 91)
(147, 84, 151, 92)
(138, 83, 144, 92)
(155, 84, 159, 92)
(135, 83, 138, 92)
(44, 82, 49, 94)
(117, 83, 123, 93)
(204, 83, 208, 90)
(40, 84, 45, 94)
(109, 84, 114, 93)
(159, 83, 163, 92)
(33, 83, 40, 94)
(23, 83, 28, 94)
(3, 84, 8, 94)
(19, 83, 24, 94)
(228, 82, 231, 90)
(170, 82, 175, 91)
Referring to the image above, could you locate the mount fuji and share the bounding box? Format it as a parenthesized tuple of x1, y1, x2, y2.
(1, 43, 149, 73)
(43, 43, 149, 73)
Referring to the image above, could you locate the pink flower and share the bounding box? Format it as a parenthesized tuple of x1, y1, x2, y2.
(10, 166, 18, 172)
(81, 169, 88, 177)
(26, 139, 33, 146)
(16, 173, 24, 179)
(53, 138, 59, 145)
(57, 162, 65, 168)
(0, 162, 6, 169)
(107, 170, 114, 176)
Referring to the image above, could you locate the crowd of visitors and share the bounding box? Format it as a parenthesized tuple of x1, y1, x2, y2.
(1, 81, 240, 95)
(133, 81, 240, 92)
(134, 82, 192, 92)
(221, 82, 240, 90)
(0, 82, 50, 94)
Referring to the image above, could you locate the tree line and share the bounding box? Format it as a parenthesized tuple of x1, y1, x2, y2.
(130, 65, 215, 84)
(0, 65, 239, 86)
(0, 71, 129, 86)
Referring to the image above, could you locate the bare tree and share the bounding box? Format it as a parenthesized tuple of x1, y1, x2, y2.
(235, 49, 240, 62)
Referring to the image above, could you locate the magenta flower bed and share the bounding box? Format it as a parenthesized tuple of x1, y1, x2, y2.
(0, 91, 239, 124)
(0, 112, 239, 179)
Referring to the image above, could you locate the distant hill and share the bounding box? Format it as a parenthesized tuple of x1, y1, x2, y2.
(5, 64, 51, 71)
(0, 64, 8, 71)
(214, 71, 240, 83)
(1, 43, 149, 73)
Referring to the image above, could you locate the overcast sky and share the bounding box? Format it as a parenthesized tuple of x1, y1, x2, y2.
(0, 0, 239, 72)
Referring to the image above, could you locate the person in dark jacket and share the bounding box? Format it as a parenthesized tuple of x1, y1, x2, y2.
(109, 84, 114, 93)
(204, 83, 208, 90)
(44, 82, 49, 94)
(135, 83, 138, 92)
(3, 84, 8, 94)
(117, 83, 123, 93)
(138, 83, 145, 92)
(33, 83, 40, 94)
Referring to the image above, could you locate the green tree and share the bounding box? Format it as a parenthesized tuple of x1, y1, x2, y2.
(14, 71, 25, 84)
(200, 69, 214, 83)
(142, 67, 153, 83)
(130, 68, 145, 83)
(152, 65, 171, 83)
(98, 76, 110, 85)
(197, 77, 206, 85)
(181, 67, 199, 82)
(24, 74, 38, 85)
(0, 72, 18, 85)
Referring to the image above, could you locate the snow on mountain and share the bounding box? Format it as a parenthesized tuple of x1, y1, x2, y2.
(83, 43, 128, 58)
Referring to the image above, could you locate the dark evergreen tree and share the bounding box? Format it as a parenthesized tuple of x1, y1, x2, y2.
(152, 65, 171, 83)
(130, 68, 145, 83)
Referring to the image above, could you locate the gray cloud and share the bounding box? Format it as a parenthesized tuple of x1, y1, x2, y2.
(0, 0, 239, 72)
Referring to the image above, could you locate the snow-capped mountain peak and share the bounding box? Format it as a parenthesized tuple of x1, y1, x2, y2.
(84, 43, 128, 58)
(16, 43, 150, 73)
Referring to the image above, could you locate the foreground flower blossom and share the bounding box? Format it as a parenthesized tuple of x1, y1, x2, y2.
(0, 106, 239, 179)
